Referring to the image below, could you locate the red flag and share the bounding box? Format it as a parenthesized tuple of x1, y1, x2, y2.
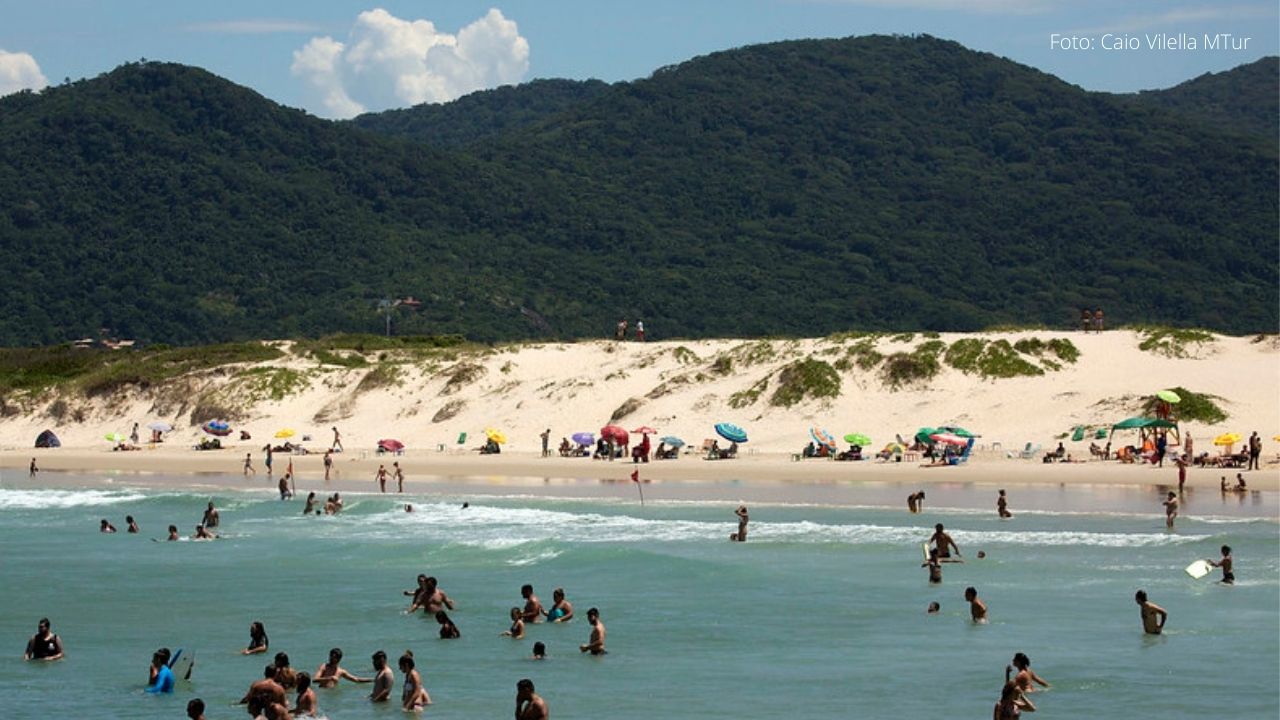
(631, 470, 639, 483)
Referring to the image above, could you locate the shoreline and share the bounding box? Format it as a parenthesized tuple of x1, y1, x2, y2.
(4, 447, 1277, 494)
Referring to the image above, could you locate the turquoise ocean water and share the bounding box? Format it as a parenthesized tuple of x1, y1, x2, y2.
(0, 472, 1276, 719)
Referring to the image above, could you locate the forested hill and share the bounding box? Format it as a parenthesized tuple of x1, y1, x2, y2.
(0, 35, 1275, 347)
(1129, 56, 1278, 138)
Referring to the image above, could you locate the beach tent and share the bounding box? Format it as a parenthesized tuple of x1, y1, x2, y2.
(1109, 417, 1179, 447)
(35, 429, 60, 448)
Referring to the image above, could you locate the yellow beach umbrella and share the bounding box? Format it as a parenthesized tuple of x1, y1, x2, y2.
(1273, 434, 1280, 442)
(1212, 433, 1241, 446)
(485, 428, 507, 445)
(274, 429, 295, 439)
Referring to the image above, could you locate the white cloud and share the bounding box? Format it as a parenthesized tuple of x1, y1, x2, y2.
(291, 7, 530, 119)
(185, 19, 323, 35)
(0, 49, 48, 97)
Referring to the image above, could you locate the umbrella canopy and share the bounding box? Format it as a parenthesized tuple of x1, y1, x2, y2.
(937, 426, 976, 438)
(1156, 389, 1181, 404)
(810, 427, 837, 450)
(844, 433, 872, 446)
(105, 432, 126, 443)
(378, 439, 404, 451)
(631, 425, 657, 435)
(715, 422, 748, 443)
(930, 432, 969, 446)
(1213, 433, 1242, 446)
(485, 428, 507, 445)
(202, 420, 232, 436)
(274, 429, 295, 439)
(571, 432, 595, 446)
(147, 422, 173, 433)
(914, 427, 938, 444)
(600, 425, 630, 444)
(660, 436, 685, 448)
(1273, 434, 1280, 442)
(1112, 417, 1176, 430)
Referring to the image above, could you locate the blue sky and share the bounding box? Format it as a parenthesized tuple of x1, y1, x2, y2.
(0, 1, 1275, 118)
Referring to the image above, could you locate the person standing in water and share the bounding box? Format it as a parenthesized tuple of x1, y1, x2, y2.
(1207, 545, 1234, 584)
(520, 584, 544, 623)
(146, 649, 175, 693)
(964, 587, 987, 623)
(243, 453, 254, 476)
(516, 678, 548, 720)
(202, 502, 220, 530)
(1135, 589, 1167, 634)
(369, 650, 394, 702)
(580, 607, 606, 655)
(243, 621, 269, 655)
(278, 474, 293, 500)
(313, 647, 370, 688)
(1006, 652, 1050, 693)
(930, 524, 961, 560)
(375, 465, 388, 493)
(292, 672, 317, 716)
(323, 449, 333, 481)
(394, 462, 405, 493)
(730, 505, 749, 541)
(1163, 491, 1179, 529)
(29, 457, 37, 477)
(398, 651, 430, 711)
(923, 548, 943, 584)
(997, 490, 1012, 519)
(544, 587, 574, 622)
(907, 491, 925, 513)
(23, 618, 63, 661)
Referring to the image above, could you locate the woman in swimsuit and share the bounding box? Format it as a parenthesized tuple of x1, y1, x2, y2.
(243, 621, 268, 655)
(398, 652, 430, 712)
(502, 608, 525, 639)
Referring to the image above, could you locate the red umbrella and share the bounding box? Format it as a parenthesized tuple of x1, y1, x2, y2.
(378, 439, 405, 451)
(631, 426, 657, 435)
(600, 425, 630, 445)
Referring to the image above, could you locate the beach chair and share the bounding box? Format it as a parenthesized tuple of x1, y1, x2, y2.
(699, 438, 716, 458)
(1006, 442, 1040, 459)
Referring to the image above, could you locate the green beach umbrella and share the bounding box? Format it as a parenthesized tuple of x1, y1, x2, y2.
(1156, 389, 1181, 404)
(105, 432, 126, 443)
(844, 433, 872, 446)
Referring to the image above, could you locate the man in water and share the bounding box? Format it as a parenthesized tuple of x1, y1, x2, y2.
(239, 665, 287, 706)
(516, 678, 548, 720)
(393, 462, 405, 493)
(531, 642, 546, 659)
(580, 607, 606, 655)
(186, 698, 206, 720)
(23, 618, 63, 661)
(409, 576, 455, 615)
(313, 647, 370, 688)
(1163, 491, 1178, 529)
(997, 490, 1012, 519)
(964, 587, 987, 623)
(907, 491, 925, 513)
(167, 525, 179, 541)
(922, 548, 942, 584)
(202, 502, 220, 529)
(731, 505, 749, 541)
(273, 652, 298, 689)
(1135, 589, 1167, 634)
(29, 457, 37, 477)
(926, 602, 940, 614)
(146, 649, 175, 693)
(278, 474, 293, 500)
(369, 650, 394, 702)
(193, 524, 215, 540)
(99, 519, 117, 533)
(929, 523, 961, 560)
(1208, 545, 1235, 584)
(126, 516, 140, 533)
(520, 584, 545, 623)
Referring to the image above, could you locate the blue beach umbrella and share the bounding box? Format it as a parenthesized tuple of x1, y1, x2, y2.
(572, 432, 595, 446)
(810, 427, 837, 450)
(660, 436, 685, 448)
(715, 422, 748, 444)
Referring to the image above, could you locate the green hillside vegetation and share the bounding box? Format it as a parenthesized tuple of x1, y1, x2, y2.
(0, 36, 1275, 347)
(1128, 57, 1278, 138)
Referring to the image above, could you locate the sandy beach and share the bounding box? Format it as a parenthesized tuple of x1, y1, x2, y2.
(1, 330, 1276, 494)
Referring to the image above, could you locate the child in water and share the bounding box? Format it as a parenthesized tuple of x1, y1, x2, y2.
(502, 608, 525, 639)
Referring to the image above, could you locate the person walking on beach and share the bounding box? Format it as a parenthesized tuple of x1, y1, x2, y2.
(636, 319, 645, 341)
(375, 464, 388, 493)
(907, 491, 925, 513)
(323, 449, 333, 481)
(29, 457, 37, 477)
(1135, 589, 1167, 634)
(540, 428, 550, 458)
(1163, 491, 1179, 529)
(580, 607, 606, 655)
(997, 490, 1012, 519)
(731, 505, 749, 541)
(965, 587, 987, 623)
(24, 617, 63, 661)
(1006, 652, 1050, 693)
(243, 453, 255, 476)
(331, 427, 343, 452)
(1248, 431, 1261, 471)
(1093, 308, 1104, 333)
(202, 501, 220, 529)
(1080, 308, 1092, 333)
(930, 523, 961, 560)
(264, 445, 274, 476)
(516, 678, 548, 720)
(1155, 432, 1167, 468)
(1175, 456, 1187, 493)
(1207, 545, 1234, 584)
(130, 422, 139, 445)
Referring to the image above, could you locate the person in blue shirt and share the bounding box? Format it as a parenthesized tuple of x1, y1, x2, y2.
(146, 649, 175, 693)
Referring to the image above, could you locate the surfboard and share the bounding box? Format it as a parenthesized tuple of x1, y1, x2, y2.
(1185, 560, 1213, 579)
(922, 543, 931, 561)
(169, 648, 195, 681)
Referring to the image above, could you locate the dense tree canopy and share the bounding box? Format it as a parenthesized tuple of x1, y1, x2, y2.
(0, 35, 1274, 346)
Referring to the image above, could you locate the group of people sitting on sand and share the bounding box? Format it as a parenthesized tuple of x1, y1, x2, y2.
(799, 441, 864, 461)
(706, 440, 738, 460)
